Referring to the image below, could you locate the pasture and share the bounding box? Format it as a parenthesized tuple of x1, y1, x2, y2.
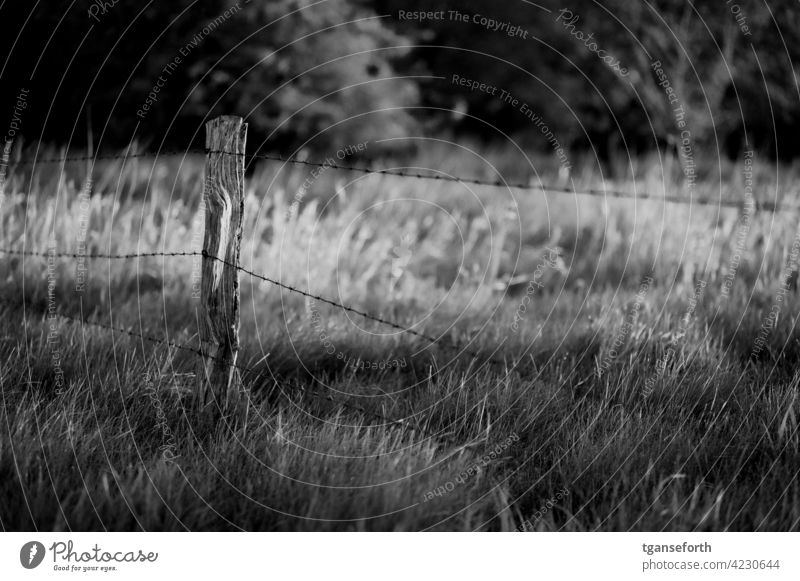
(1, 142, 799, 531)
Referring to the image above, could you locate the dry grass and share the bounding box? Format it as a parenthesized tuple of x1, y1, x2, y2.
(1, 142, 799, 530)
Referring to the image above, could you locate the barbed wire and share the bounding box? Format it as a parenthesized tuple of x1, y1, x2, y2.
(245, 150, 792, 212)
(9, 149, 192, 165)
(2, 139, 796, 486)
(0, 246, 510, 370)
(0, 291, 440, 441)
(0, 248, 199, 260)
(0, 246, 485, 441)
(0, 247, 446, 342)
(7, 148, 795, 212)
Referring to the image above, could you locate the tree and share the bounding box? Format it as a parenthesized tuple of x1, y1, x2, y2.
(376, 0, 800, 159)
(0, 0, 420, 152)
(184, 0, 420, 152)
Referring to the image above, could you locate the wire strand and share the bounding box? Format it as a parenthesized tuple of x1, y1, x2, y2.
(0, 247, 465, 441)
(7, 148, 793, 212)
(0, 247, 506, 369)
(0, 293, 438, 439)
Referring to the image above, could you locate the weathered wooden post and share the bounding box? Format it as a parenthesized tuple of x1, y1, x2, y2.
(197, 115, 247, 408)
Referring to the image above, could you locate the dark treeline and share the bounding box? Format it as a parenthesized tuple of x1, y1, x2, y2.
(1, 0, 798, 159)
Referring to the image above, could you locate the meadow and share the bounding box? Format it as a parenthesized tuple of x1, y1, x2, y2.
(1, 141, 799, 531)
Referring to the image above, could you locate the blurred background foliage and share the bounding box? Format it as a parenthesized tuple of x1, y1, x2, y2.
(1, 0, 798, 160)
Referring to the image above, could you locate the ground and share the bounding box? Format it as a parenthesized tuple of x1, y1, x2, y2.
(1, 143, 799, 531)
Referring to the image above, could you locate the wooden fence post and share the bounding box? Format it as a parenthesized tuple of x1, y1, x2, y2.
(197, 115, 247, 408)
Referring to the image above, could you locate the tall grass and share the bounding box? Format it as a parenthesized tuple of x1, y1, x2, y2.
(0, 142, 799, 530)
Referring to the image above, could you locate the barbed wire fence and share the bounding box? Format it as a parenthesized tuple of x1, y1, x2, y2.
(2, 115, 796, 448)
(0, 287, 438, 444)
(0, 246, 491, 444)
(10, 143, 797, 213)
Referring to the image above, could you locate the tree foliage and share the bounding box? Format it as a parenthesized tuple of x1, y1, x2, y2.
(378, 0, 800, 159)
(0, 0, 418, 152)
(0, 0, 798, 158)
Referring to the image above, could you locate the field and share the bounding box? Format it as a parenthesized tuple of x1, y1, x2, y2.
(1, 142, 799, 531)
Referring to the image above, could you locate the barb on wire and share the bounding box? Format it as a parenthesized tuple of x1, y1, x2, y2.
(8, 147, 795, 212)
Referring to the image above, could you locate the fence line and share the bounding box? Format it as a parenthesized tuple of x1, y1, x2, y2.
(7, 148, 795, 213)
(0, 246, 512, 370)
(0, 248, 199, 260)
(10, 150, 189, 165)
(0, 292, 440, 442)
(2, 115, 792, 452)
(0, 247, 449, 346)
(246, 150, 790, 212)
(0, 244, 501, 441)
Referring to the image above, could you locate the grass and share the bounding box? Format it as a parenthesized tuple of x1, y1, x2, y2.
(1, 141, 799, 531)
